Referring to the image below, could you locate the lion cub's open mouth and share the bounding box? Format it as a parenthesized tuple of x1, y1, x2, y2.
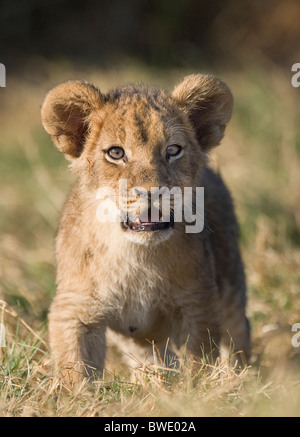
(122, 210, 174, 232)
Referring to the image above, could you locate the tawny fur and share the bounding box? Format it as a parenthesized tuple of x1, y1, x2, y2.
(41, 74, 250, 383)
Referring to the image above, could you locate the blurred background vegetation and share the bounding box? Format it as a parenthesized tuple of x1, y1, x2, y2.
(1, 0, 300, 416)
(1, 0, 300, 71)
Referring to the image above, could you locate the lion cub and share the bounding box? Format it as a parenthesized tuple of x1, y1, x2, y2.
(42, 73, 250, 382)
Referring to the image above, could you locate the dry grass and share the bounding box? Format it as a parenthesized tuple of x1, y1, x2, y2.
(1, 62, 300, 416)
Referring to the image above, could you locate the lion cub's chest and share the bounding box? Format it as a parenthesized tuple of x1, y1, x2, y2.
(103, 281, 173, 342)
(95, 243, 188, 342)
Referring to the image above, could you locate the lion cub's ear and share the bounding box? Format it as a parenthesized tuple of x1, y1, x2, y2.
(41, 81, 104, 158)
(172, 74, 233, 151)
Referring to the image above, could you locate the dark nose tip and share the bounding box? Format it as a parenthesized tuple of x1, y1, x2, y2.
(134, 187, 149, 196)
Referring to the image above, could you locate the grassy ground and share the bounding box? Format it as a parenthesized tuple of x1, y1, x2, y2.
(1, 62, 300, 416)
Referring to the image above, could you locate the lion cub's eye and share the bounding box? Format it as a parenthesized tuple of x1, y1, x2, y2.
(107, 146, 125, 160)
(166, 145, 182, 159)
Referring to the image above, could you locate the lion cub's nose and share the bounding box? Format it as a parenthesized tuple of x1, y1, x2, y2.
(133, 187, 149, 197)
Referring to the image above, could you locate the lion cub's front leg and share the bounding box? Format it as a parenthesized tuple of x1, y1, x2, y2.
(48, 291, 106, 384)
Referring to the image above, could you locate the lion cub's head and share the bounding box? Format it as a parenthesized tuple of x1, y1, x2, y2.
(41, 74, 233, 245)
